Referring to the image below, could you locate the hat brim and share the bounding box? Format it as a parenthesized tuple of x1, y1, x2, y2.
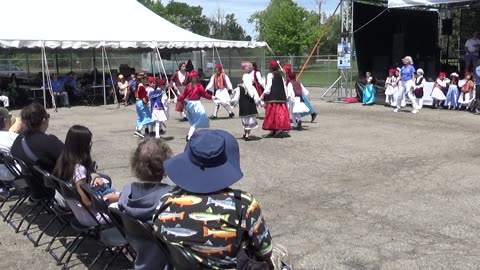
(164, 129, 243, 194)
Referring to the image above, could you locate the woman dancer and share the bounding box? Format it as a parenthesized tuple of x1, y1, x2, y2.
(169, 62, 191, 121)
(231, 63, 261, 140)
(394, 56, 416, 113)
(175, 71, 215, 141)
(205, 64, 235, 119)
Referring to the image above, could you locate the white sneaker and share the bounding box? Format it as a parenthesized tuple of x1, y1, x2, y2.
(393, 108, 399, 113)
(411, 109, 419, 114)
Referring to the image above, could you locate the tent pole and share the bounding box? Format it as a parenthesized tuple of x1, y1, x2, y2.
(70, 49, 73, 72)
(55, 49, 59, 75)
(150, 51, 154, 78)
(228, 48, 231, 78)
(26, 53, 30, 77)
(41, 44, 46, 109)
(93, 48, 96, 85)
(102, 46, 106, 106)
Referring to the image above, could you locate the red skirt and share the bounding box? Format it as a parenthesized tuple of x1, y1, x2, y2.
(175, 101, 184, 112)
(262, 103, 291, 131)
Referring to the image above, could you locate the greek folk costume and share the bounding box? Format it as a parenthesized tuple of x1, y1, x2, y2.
(135, 82, 153, 137)
(262, 70, 291, 133)
(176, 80, 212, 140)
(232, 74, 260, 133)
(385, 72, 397, 105)
(362, 76, 375, 105)
(413, 75, 425, 110)
(149, 82, 169, 138)
(445, 75, 459, 109)
(431, 73, 449, 108)
(251, 69, 265, 97)
(287, 79, 310, 128)
(206, 68, 234, 118)
(170, 70, 191, 118)
(458, 78, 474, 108)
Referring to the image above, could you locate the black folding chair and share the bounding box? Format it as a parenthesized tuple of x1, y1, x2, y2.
(79, 183, 132, 270)
(0, 151, 30, 220)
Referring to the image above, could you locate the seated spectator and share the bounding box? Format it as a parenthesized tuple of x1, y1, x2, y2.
(117, 74, 130, 106)
(64, 72, 86, 104)
(153, 129, 273, 268)
(10, 103, 63, 200)
(53, 125, 116, 227)
(0, 91, 9, 108)
(50, 73, 70, 108)
(108, 137, 173, 270)
(0, 108, 18, 200)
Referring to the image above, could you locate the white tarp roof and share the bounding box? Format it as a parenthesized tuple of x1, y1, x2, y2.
(0, 0, 267, 50)
(388, 0, 475, 8)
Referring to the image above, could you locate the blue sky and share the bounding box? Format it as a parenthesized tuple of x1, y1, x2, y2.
(160, 0, 337, 37)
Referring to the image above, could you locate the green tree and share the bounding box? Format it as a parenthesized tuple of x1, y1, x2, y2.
(248, 0, 321, 56)
(209, 10, 247, 40)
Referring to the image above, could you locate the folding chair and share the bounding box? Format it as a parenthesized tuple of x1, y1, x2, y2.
(0, 151, 30, 220)
(109, 207, 202, 270)
(79, 183, 132, 270)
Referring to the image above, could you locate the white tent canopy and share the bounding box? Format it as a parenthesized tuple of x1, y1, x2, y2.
(388, 0, 475, 8)
(0, 0, 267, 50)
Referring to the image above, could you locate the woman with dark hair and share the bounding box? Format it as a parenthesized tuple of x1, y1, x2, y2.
(260, 60, 291, 137)
(251, 62, 265, 97)
(175, 71, 214, 141)
(169, 62, 191, 120)
(53, 125, 115, 226)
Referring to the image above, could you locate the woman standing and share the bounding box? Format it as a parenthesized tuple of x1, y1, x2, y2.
(231, 64, 261, 141)
(394, 56, 416, 113)
(169, 62, 191, 120)
(260, 60, 291, 137)
(175, 71, 214, 141)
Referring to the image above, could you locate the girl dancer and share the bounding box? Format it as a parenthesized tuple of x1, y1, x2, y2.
(430, 72, 449, 109)
(175, 71, 215, 141)
(458, 72, 475, 110)
(169, 62, 191, 121)
(384, 68, 397, 106)
(445, 73, 459, 110)
(362, 71, 375, 105)
(149, 79, 169, 138)
(413, 69, 425, 110)
(205, 64, 235, 119)
(287, 72, 311, 129)
(134, 73, 153, 138)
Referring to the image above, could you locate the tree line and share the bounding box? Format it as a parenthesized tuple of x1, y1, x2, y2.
(138, 0, 341, 56)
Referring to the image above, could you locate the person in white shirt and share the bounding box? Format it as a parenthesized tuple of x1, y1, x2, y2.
(0, 108, 19, 200)
(205, 64, 235, 119)
(464, 31, 480, 74)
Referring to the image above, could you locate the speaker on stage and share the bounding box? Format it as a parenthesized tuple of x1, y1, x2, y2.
(442, 19, 452, 35)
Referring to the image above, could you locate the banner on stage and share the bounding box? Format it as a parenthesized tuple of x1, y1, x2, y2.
(337, 43, 351, 70)
(388, 0, 473, 8)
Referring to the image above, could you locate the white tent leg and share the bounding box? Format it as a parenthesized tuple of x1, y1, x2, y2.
(102, 46, 106, 106)
(41, 44, 46, 109)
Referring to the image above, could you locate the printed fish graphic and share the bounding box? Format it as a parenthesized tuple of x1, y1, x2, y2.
(191, 244, 233, 255)
(207, 197, 236, 210)
(166, 195, 202, 207)
(246, 198, 258, 217)
(203, 226, 237, 240)
(157, 211, 185, 223)
(189, 212, 230, 225)
(161, 225, 197, 237)
(249, 215, 263, 235)
(228, 191, 252, 201)
(256, 228, 269, 242)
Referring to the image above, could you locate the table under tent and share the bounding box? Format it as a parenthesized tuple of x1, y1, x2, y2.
(0, 0, 268, 110)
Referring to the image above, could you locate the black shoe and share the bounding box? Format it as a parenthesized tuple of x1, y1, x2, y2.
(229, 112, 235, 118)
(144, 128, 150, 135)
(311, 112, 317, 123)
(297, 120, 302, 130)
(181, 117, 188, 121)
(210, 115, 217, 119)
(186, 135, 190, 142)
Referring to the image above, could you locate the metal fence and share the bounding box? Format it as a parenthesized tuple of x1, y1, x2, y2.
(0, 48, 358, 88)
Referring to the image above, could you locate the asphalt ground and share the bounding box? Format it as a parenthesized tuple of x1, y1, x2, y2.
(1, 88, 480, 269)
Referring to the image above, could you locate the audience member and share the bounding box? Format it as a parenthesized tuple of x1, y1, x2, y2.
(10, 103, 63, 200)
(153, 130, 273, 268)
(0, 108, 18, 200)
(110, 138, 173, 270)
(474, 60, 480, 114)
(186, 59, 194, 73)
(117, 74, 130, 106)
(51, 73, 70, 108)
(464, 31, 480, 73)
(53, 125, 115, 227)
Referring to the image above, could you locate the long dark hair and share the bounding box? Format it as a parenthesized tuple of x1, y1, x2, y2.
(53, 125, 93, 182)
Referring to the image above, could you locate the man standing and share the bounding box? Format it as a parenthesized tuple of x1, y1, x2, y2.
(206, 64, 235, 119)
(465, 31, 480, 74)
(0, 108, 18, 200)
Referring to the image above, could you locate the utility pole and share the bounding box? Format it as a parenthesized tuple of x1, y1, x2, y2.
(316, 0, 325, 59)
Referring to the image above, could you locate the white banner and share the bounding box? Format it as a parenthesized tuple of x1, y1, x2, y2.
(388, 0, 474, 8)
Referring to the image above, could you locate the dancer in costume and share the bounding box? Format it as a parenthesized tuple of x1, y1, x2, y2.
(445, 73, 459, 110)
(149, 79, 169, 138)
(458, 72, 475, 110)
(169, 62, 191, 121)
(287, 72, 311, 130)
(175, 71, 214, 141)
(205, 64, 235, 119)
(384, 68, 397, 106)
(134, 73, 153, 138)
(362, 71, 375, 105)
(394, 56, 416, 113)
(231, 63, 261, 141)
(283, 64, 318, 122)
(146, 77, 156, 94)
(413, 69, 425, 110)
(260, 60, 291, 137)
(251, 62, 265, 97)
(431, 72, 449, 109)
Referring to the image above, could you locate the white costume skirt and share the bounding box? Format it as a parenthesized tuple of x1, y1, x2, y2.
(431, 87, 446, 100)
(292, 97, 310, 113)
(215, 88, 231, 103)
(385, 85, 396, 96)
(186, 100, 209, 128)
(241, 117, 258, 130)
(458, 91, 472, 105)
(152, 109, 168, 122)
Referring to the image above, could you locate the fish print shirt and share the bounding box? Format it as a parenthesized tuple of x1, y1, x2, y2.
(152, 188, 272, 268)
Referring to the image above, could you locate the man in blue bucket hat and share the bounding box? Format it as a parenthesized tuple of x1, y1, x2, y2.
(152, 129, 273, 268)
